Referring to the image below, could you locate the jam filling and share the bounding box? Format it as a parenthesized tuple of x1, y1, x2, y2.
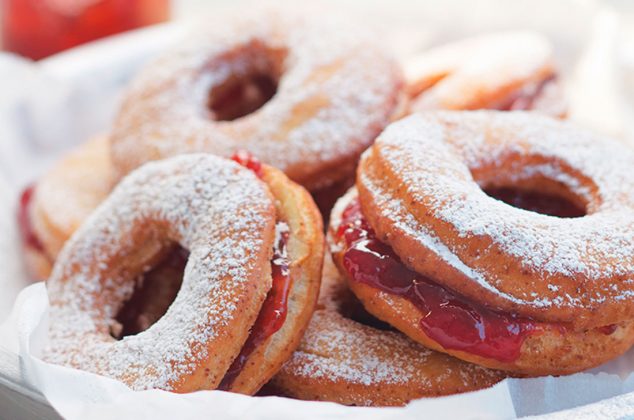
(112, 246, 188, 339)
(484, 187, 586, 218)
(218, 151, 293, 390)
(598, 324, 617, 336)
(336, 199, 536, 363)
(218, 222, 291, 390)
(232, 150, 264, 178)
(17, 184, 45, 253)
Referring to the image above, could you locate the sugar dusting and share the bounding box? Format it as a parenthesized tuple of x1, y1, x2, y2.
(359, 111, 634, 313)
(111, 8, 402, 188)
(44, 154, 274, 391)
(290, 311, 432, 386)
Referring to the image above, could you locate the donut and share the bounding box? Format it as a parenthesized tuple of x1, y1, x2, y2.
(269, 255, 506, 406)
(329, 111, 634, 375)
(110, 9, 404, 193)
(18, 135, 113, 279)
(405, 32, 566, 116)
(44, 153, 324, 393)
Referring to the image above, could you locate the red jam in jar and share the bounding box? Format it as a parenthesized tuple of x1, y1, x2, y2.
(1, 0, 169, 60)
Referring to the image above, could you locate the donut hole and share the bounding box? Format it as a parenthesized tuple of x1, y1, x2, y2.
(474, 160, 590, 218)
(483, 186, 586, 218)
(205, 42, 287, 121)
(110, 245, 188, 339)
(208, 72, 278, 121)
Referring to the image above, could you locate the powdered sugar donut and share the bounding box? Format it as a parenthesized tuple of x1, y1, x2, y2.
(329, 112, 634, 375)
(269, 255, 505, 406)
(45, 154, 323, 393)
(110, 9, 404, 192)
(19, 135, 113, 279)
(405, 32, 566, 116)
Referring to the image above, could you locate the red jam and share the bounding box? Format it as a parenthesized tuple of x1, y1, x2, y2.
(220, 152, 292, 390)
(17, 185, 45, 253)
(598, 324, 617, 335)
(113, 246, 189, 339)
(484, 187, 586, 218)
(231, 150, 264, 178)
(2, 0, 169, 60)
(336, 199, 536, 363)
(219, 223, 291, 390)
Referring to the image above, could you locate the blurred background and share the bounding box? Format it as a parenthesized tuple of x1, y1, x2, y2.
(1, 0, 633, 124)
(0, 0, 633, 170)
(0, 0, 633, 61)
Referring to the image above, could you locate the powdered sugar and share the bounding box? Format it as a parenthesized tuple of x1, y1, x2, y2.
(44, 154, 275, 391)
(290, 311, 433, 386)
(358, 111, 634, 320)
(111, 8, 402, 190)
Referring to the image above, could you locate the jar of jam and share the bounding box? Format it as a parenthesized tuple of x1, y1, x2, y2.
(1, 0, 170, 60)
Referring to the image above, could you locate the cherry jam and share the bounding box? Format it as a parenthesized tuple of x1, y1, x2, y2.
(219, 151, 292, 390)
(598, 324, 617, 336)
(2, 0, 169, 60)
(231, 150, 264, 178)
(336, 199, 536, 363)
(17, 185, 45, 253)
(219, 223, 291, 390)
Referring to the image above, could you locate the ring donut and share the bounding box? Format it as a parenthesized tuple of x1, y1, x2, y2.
(18, 135, 113, 279)
(45, 154, 324, 393)
(405, 32, 566, 116)
(329, 112, 634, 375)
(110, 10, 404, 193)
(269, 255, 505, 406)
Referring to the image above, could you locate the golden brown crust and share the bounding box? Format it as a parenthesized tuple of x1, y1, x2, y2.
(270, 255, 506, 406)
(21, 243, 53, 280)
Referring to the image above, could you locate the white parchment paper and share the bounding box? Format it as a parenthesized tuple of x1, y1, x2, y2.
(1, 1, 634, 418)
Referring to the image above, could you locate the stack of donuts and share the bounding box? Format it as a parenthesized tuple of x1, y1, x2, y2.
(18, 8, 634, 407)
